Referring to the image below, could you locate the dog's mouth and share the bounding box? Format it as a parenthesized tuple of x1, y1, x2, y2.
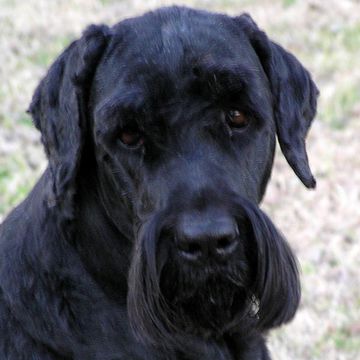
(159, 261, 253, 338)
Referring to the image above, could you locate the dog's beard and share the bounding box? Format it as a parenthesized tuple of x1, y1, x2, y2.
(127, 198, 300, 352)
(160, 258, 252, 338)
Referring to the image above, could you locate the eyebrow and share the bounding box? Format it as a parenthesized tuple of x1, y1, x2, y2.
(195, 63, 271, 122)
(94, 87, 145, 123)
(94, 63, 270, 130)
(194, 62, 254, 93)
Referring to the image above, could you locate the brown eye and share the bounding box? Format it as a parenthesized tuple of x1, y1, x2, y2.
(119, 129, 144, 148)
(227, 110, 249, 129)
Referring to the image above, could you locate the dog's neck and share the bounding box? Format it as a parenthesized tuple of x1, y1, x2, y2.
(73, 167, 133, 303)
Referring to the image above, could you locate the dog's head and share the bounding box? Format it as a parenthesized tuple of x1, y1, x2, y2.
(29, 6, 318, 352)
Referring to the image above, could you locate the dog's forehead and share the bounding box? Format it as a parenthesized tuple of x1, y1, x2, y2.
(94, 7, 263, 102)
(111, 7, 251, 59)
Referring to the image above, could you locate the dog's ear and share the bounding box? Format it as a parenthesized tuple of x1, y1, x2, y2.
(28, 25, 110, 214)
(236, 14, 319, 189)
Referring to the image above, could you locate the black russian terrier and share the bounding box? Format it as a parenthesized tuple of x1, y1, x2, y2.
(0, 6, 318, 360)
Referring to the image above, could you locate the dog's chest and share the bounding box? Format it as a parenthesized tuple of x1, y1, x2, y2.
(72, 300, 235, 360)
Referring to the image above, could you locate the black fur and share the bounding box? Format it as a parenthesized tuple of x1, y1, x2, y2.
(0, 7, 318, 359)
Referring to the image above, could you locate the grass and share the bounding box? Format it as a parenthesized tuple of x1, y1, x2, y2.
(324, 327, 360, 353)
(28, 35, 73, 68)
(0, 155, 36, 215)
(283, 0, 297, 7)
(342, 23, 360, 53)
(323, 84, 360, 129)
(17, 113, 34, 127)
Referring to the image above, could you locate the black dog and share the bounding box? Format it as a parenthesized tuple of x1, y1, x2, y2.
(0, 7, 318, 359)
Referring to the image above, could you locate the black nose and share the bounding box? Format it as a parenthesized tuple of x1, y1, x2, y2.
(176, 209, 238, 263)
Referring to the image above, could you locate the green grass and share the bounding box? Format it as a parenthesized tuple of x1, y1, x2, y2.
(0, 156, 36, 216)
(99, 0, 118, 4)
(28, 35, 73, 68)
(342, 23, 360, 52)
(333, 328, 360, 352)
(282, 0, 297, 7)
(301, 261, 316, 275)
(322, 83, 360, 129)
(312, 326, 360, 357)
(17, 113, 33, 127)
(0, 168, 11, 182)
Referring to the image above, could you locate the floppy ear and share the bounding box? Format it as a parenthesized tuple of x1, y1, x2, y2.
(236, 14, 319, 189)
(28, 25, 110, 216)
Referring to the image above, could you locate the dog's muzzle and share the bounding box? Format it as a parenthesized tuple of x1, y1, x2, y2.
(175, 208, 239, 264)
(127, 194, 300, 351)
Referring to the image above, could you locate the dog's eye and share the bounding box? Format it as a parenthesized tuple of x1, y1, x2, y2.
(226, 110, 249, 130)
(119, 129, 144, 148)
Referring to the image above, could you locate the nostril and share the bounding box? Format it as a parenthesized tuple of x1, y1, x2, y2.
(177, 240, 203, 260)
(215, 236, 238, 255)
(187, 242, 202, 254)
(217, 237, 231, 249)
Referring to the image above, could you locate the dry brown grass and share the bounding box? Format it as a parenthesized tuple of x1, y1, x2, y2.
(0, 0, 359, 358)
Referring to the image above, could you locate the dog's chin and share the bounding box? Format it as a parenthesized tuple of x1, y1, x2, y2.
(160, 263, 251, 339)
